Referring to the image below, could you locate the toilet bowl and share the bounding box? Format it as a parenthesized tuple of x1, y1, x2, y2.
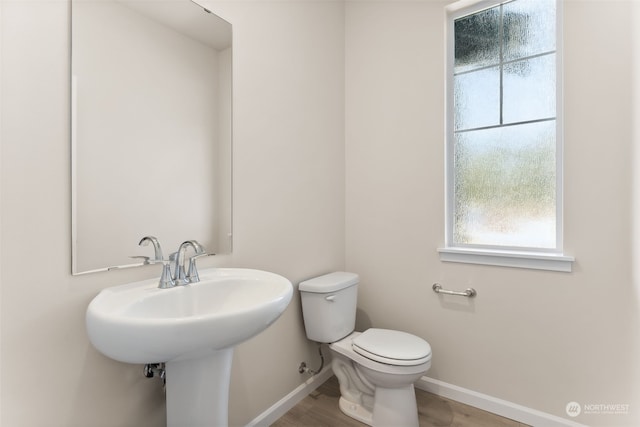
(299, 272, 432, 427)
(330, 330, 431, 427)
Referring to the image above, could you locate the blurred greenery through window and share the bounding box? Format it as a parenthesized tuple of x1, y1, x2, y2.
(448, 0, 559, 251)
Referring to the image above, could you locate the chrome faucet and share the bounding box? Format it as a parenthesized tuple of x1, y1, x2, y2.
(139, 236, 175, 288)
(172, 240, 206, 286)
(186, 241, 208, 283)
(138, 237, 208, 288)
(138, 236, 163, 261)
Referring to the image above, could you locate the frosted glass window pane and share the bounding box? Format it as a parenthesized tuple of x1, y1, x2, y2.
(503, 0, 556, 61)
(454, 7, 500, 73)
(503, 54, 556, 123)
(454, 67, 500, 130)
(453, 121, 556, 248)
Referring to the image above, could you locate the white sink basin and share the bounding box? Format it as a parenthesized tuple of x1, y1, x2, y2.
(86, 268, 293, 364)
(86, 267, 293, 426)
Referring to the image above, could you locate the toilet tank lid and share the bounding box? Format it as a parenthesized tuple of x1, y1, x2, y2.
(299, 272, 359, 293)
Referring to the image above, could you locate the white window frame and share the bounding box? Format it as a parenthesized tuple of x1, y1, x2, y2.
(438, 0, 574, 272)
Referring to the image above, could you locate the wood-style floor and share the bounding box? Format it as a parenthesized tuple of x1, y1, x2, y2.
(271, 376, 529, 427)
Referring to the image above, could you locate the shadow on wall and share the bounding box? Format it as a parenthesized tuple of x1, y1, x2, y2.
(356, 307, 373, 332)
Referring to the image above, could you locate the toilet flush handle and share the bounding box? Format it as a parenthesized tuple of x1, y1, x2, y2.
(325, 295, 336, 302)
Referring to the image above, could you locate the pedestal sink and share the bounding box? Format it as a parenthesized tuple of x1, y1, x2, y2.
(86, 268, 293, 427)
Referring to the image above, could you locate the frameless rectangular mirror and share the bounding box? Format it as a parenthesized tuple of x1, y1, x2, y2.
(71, 0, 232, 274)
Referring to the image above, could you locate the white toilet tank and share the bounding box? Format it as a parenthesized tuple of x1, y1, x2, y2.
(299, 272, 359, 343)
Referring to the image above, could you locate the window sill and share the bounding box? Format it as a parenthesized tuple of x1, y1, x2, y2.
(437, 247, 574, 272)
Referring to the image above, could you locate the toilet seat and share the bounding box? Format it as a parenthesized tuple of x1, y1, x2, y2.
(352, 329, 431, 366)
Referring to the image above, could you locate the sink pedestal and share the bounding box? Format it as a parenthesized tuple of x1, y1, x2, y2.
(165, 348, 234, 427)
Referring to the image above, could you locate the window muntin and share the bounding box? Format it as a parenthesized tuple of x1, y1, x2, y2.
(447, 0, 560, 252)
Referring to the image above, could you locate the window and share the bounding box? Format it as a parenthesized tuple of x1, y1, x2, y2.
(439, 0, 573, 271)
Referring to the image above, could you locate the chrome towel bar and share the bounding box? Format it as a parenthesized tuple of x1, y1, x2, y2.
(432, 283, 477, 298)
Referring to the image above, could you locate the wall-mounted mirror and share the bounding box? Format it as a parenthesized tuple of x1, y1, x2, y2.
(71, 0, 232, 274)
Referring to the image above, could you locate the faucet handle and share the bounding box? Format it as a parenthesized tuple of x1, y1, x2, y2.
(158, 260, 176, 289)
(186, 253, 212, 283)
(138, 236, 164, 262)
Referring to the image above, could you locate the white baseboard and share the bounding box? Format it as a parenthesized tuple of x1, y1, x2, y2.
(245, 366, 333, 427)
(415, 376, 588, 427)
(247, 369, 588, 427)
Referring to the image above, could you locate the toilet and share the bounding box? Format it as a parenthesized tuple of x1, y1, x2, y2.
(299, 272, 431, 427)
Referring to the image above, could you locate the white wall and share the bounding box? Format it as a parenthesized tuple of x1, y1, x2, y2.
(0, 1, 344, 426)
(2, 1, 639, 427)
(345, 1, 640, 426)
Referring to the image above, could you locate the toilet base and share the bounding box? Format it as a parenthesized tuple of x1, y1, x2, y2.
(330, 332, 428, 427)
(339, 396, 373, 426)
(372, 385, 419, 427)
(338, 385, 420, 427)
